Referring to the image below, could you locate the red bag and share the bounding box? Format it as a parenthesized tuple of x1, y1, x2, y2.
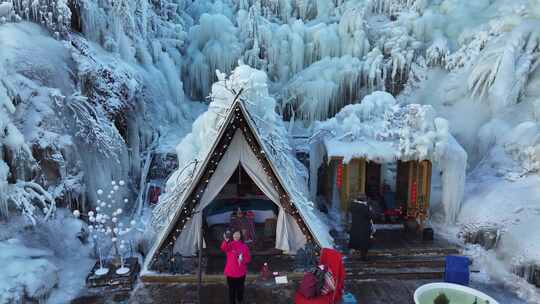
(298, 272, 318, 298)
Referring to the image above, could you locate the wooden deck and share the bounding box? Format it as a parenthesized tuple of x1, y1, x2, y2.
(77, 228, 464, 303)
(140, 227, 459, 282)
(128, 278, 435, 304)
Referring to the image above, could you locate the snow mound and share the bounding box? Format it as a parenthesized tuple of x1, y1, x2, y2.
(0, 238, 59, 304)
(460, 121, 540, 263)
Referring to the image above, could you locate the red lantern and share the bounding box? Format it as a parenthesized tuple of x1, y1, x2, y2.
(336, 163, 343, 188)
(411, 181, 417, 203)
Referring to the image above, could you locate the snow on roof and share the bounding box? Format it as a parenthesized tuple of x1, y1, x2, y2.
(147, 64, 332, 268)
(314, 91, 451, 163)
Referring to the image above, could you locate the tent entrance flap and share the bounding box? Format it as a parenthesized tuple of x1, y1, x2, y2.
(173, 130, 306, 256)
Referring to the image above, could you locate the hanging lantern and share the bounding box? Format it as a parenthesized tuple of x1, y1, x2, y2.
(336, 163, 343, 188)
(405, 180, 418, 219)
(411, 181, 417, 204)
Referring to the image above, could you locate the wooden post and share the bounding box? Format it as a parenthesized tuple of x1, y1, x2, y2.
(395, 160, 409, 213)
(349, 159, 359, 200)
(345, 161, 351, 211)
(198, 219, 203, 303)
(418, 160, 432, 225)
(339, 160, 350, 216)
(359, 158, 366, 196)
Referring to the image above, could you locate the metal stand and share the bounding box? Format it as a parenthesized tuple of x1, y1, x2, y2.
(197, 216, 203, 303)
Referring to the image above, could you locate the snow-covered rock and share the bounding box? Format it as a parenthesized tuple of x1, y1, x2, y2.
(0, 238, 58, 303)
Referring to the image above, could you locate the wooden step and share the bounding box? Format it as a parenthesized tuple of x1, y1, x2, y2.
(348, 247, 460, 259)
(347, 268, 445, 281)
(345, 258, 446, 270)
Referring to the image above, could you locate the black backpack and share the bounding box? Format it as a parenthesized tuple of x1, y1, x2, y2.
(311, 267, 327, 296)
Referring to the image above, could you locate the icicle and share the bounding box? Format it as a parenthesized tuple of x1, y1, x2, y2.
(184, 13, 241, 99)
(0, 161, 8, 218)
(134, 151, 153, 217)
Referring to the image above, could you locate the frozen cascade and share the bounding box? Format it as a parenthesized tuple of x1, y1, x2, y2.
(184, 13, 241, 99)
(368, 0, 425, 16)
(436, 134, 468, 223)
(10, 0, 72, 35)
(306, 23, 341, 63)
(308, 139, 325, 200)
(134, 148, 154, 217)
(426, 33, 450, 67)
(281, 56, 365, 121)
(283, 52, 397, 122)
(468, 21, 540, 112)
(76, 0, 188, 113)
(0, 37, 60, 222)
(0, 161, 8, 216)
(338, 7, 371, 59)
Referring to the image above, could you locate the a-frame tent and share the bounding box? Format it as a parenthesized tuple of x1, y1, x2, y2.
(144, 96, 331, 273)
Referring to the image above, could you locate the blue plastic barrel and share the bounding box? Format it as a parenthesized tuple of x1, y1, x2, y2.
(444, 255, 470, 286)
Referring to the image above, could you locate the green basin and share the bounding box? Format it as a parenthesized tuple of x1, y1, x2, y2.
(414, 283, 499, 304)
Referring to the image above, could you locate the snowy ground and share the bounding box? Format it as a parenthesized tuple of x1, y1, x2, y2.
(0, 211, 94, 304)
(427, 109, 540, 303)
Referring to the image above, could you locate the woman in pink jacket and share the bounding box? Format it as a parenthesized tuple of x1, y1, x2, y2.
(221, 230, 251, 304)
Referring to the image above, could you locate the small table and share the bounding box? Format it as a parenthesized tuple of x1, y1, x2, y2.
(86, 257, 140, 291)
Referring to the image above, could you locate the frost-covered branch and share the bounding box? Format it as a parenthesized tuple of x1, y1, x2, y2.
(151, 160, 199, 228)
(467, 23, 540, 110)
(2, 181, 57, 225)
(60, 92, 125, 162)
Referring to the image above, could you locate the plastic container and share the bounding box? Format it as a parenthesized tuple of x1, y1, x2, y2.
(341, 292, 357, 303)
(445, 255, 470, 286)
(414, 282, 499, 304)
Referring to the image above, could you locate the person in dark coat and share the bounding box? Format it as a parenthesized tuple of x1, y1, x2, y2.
(349, 198, 374, 261)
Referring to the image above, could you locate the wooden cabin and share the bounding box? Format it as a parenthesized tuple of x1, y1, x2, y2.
(318, 156, 432, 227)
(307, 96, 467, 230)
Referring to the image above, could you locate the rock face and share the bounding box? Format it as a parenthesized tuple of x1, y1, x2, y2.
(513, 264, 540, 288)
(459, 223, 502, 251)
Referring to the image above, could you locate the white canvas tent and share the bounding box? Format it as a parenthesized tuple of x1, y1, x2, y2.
(144, 92, 332, 273)
(173, 128, 306, 256)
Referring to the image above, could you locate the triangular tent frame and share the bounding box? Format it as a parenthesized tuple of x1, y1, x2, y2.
(146, 96, 321, 272)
